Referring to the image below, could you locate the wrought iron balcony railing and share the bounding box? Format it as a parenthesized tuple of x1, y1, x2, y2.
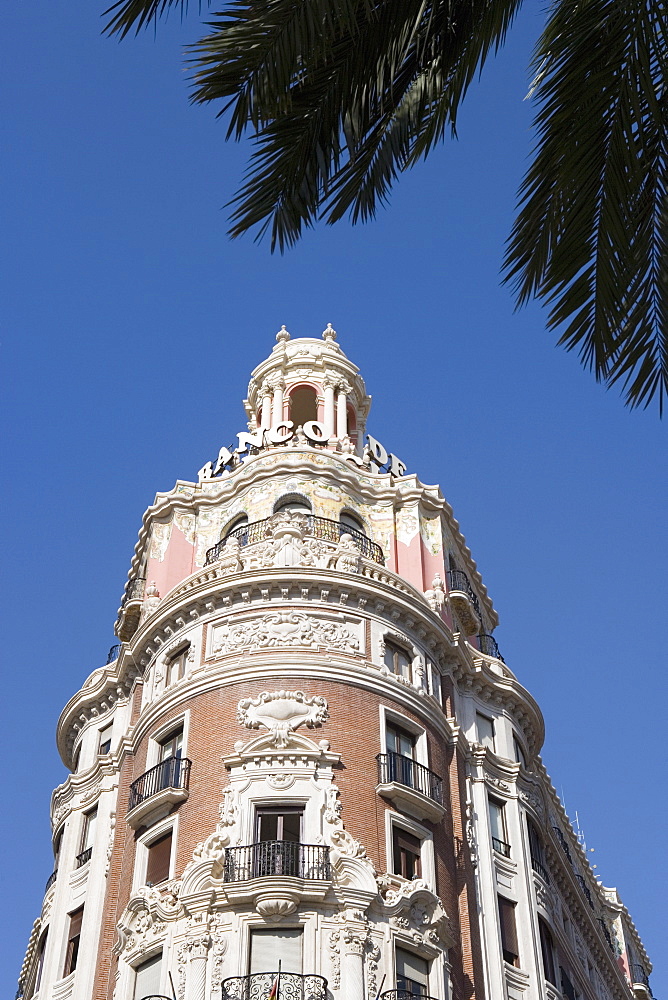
(447, 570, 481, 617)
(221, 972, 327, 1000)
(552, 825, 572, 863)
(121, 577, 146, 607)
(106, 643, 122, 664)
(44, 869, 58, 893)
(205, 514, 384, 566)
(223, 842, 331, 882)
(477, 633, 505, 662)
(137, 995, 174, 1000)
(381, 992, 440, 1000)
(597, 917, 614, 951)
(631, 964, 651, 988)
(76, 848, 92, 868)
(128, 755, 192, 812)
(531, 856, 550, 883)
(376, 752, 443, 804)
(492, 836, 511, 858)
(575, 872, 594, 909)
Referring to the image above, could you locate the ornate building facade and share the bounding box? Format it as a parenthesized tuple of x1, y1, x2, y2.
(19, 327, 653, 1000)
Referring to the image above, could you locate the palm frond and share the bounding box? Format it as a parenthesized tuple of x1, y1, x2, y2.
(103, 0, 201, 38)
(504, 0, 668, 412)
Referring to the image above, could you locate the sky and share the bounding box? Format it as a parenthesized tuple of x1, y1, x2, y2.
(1, 0, 665, 994)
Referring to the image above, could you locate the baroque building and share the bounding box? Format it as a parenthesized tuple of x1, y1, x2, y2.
(19, 326, 653, 1000)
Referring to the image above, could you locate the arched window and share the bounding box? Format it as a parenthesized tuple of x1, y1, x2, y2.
(289, 385, 318, 428)
(222, 514, 249, 543)
(273, 494, 312, 514)
(339, 510, 366, 536)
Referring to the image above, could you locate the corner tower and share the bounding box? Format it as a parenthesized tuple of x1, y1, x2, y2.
(19, 327, 652, 1000)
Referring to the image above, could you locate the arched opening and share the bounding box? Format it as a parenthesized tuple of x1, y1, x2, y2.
(222, 513, 249, 542)
(289, 385, 318, 428)
(346, 404, 358, 448)
(339, 510, 366, 536)
(273, 494, 312, 515)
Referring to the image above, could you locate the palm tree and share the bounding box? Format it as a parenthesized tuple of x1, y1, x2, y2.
(105, 0, 668, 413)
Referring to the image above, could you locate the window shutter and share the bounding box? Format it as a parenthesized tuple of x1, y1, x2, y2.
(146, 831, 172, 885)
(498, 897, 519, 960)
(396, 948, 428, 985)
(250, 929, 303, 974)
(134, 953, 163, 1000)
(69, 908, 84, 939)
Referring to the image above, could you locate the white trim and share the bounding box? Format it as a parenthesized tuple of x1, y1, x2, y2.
(385, 811, 436, 889)
(379, 704, 429, 768)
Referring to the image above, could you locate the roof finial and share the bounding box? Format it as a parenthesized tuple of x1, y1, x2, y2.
(276, 324, 291, 344)
(322, 322, 337, 343)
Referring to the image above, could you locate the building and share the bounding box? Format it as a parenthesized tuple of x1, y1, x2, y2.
(18, 326, 654, 1000)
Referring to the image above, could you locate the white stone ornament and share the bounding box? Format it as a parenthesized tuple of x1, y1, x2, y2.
(237, 690, 329, 747)
(213, 611, 359, 655)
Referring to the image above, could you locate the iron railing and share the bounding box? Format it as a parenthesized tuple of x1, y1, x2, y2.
(205, 514, 384, 566)
(597, 918, 614, 951)
(552, 825, 572, 863)
(631, 964, 650, 988)
(76, 848, 92, 868)
(128, 755, 191, 812)
(477, 633, 505, 662)
(377, 752, 443, 803)
(381, 993, 440, 1000)
(44, 869, 58, 893)
(106, 643, 122, 664)
(531, 856, 550, 883)
(447, 570, 481, 618)
(223, 842, 331, 882)
(121, 577, 146, 607)
(221, 973, 327, 1000)
(492, 837, 511, 858)
(575, 873, 594, 909)
(137, 996, 174, 1000)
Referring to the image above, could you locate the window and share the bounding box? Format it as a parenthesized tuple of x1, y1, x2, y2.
(560, 967, 579, 1000)
(488, 798, 510, 857)
(256, 806, 302, 842)
(250, 929, 303, 975)
(77, 808, 97, 866)
(288, 386, 318, 428)
(384, 640, 412, 679)
(527, 819, 546, 877)
(386, 723, 416, 759)
(134, 953, 162, 1000)
(513, 737, 527, 768)
(498, 896, 519, 966)
(53, 827, 64, 868)
(146, 830, 172, 885)
(339, 511, 366, 535)
(98, 724, 113, 756)
(63, 907, 84, 976)
(273, 495, 312, 514)
(166, 647, 188, 687)
(223, 514, 248, 540)
(427, 661, 441, 703)
(476, 713, 495, 751)
(72, 746, 81, 773)
(396, 947, 429, 996)
(31, 930, 48, 997)
(392, 827, 422, 879)
(538, 918, 557, 985)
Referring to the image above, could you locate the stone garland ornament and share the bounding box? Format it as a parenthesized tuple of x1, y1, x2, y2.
(213, 611, 359, 656)
(237, 690, 329, 748)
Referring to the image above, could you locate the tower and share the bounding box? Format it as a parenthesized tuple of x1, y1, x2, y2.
(19, 327, 653, 1000)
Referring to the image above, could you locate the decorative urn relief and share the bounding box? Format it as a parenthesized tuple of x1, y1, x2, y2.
(237, 690, 329, 747)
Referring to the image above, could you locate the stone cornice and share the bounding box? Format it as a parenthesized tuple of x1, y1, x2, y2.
(50, 757, 120, 830)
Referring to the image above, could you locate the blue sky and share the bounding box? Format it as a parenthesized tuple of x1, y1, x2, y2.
(2, 0, 665, 993)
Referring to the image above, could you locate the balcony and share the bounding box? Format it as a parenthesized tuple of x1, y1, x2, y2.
(126, 755, 191, 829)
(205, 513, 385, 567)
(447, 570, 481, 634)
(75, 847, 92, 868)
(224, 842, 330, 882)
(106, 643, 122, 664)
(492, 836, 511, 858)
(221, 973, 327, 1000)
(376, 752, 445, 823)
(631, 964, 653, 999)
(531, 856, 550, 883)
(381, 993, 440, 1000)
(115, 578, 146, 642)
(44, 868, 58, 893)
(222, 842, 331, 913)
(477, 632, 505, 662)
(575, 872, 594, 909)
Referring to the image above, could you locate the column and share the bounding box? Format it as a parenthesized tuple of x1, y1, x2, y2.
(271, 380, 285, 428)
(336, 386, 348, 439)
(185, 937, 210, 1000)
(341, 927, 366, 1000)
(260, 384, 272, 430)
(324, 379, 336, 437)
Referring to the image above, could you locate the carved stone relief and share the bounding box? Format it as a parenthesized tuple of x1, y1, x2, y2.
(212, 612, 360, 656)
(237, 690, 329, 747)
